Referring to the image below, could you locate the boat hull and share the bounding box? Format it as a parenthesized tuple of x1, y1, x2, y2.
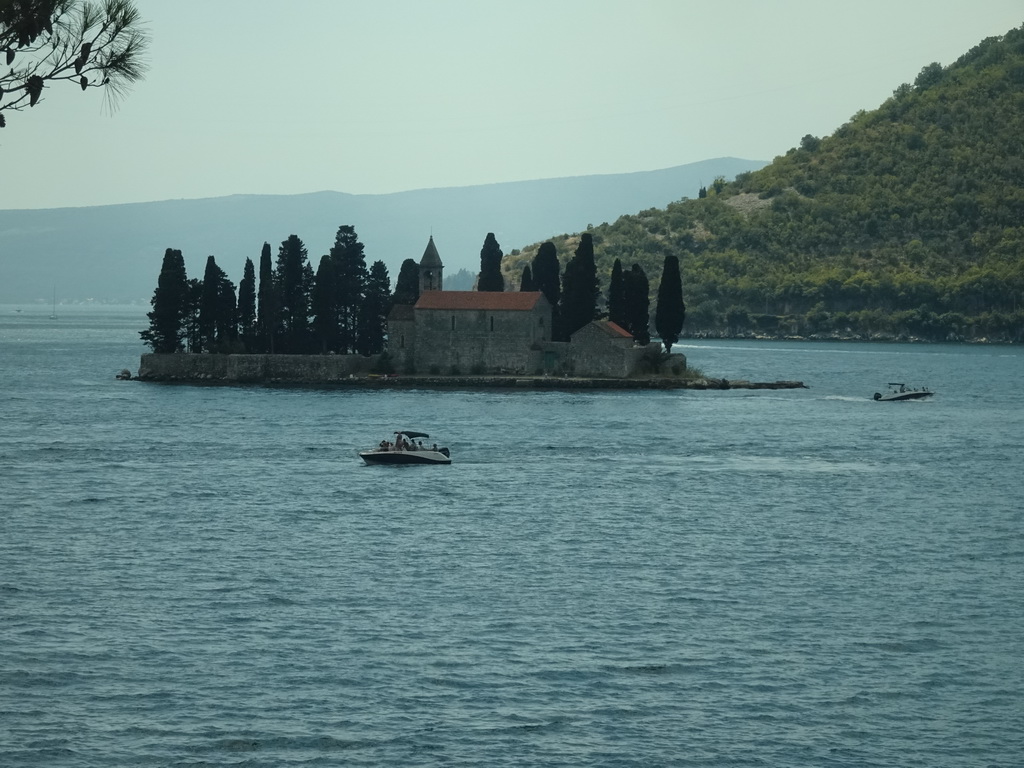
(359, 449, 451, 466)
(874, 390, 934, 401)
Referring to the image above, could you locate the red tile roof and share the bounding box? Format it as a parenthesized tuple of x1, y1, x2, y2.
(415, 291, 545, 311)
(600, 320, 633, 339)
(573, 320, 633, 340)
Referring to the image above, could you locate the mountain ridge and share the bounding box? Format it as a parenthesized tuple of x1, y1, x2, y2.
(0, 157, 765, 303)
(505, 24, 1024, 342)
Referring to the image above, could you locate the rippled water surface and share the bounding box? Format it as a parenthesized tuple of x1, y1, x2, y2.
(2, 306, 1023, 767)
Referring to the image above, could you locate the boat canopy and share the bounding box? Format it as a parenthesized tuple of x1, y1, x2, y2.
(395, 430, 430, 439)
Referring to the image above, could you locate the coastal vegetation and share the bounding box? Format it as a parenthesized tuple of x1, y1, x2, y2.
(141, 227, 392, 355)
(505, 24, 1024, 342)
(141, 228, 688, 359)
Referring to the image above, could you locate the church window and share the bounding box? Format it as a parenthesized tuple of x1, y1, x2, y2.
(451, 315, 456, 331)
(490, 316, 494, 332)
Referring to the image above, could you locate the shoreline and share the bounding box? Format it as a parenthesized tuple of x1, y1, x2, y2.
(682, 331, 1018, 344)
(132, 371, 807, 391)
(132, 352, 807, 390)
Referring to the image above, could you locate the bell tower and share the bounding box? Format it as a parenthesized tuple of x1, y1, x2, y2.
(419, 235, 444, 293)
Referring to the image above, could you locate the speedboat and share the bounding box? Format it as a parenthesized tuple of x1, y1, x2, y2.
(873, 383, 934, 402)
(359, 430, 452, 465)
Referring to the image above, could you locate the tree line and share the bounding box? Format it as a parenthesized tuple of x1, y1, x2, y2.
(502, 232, 685, 351)
(142, 227, 688, 356)
(141, 226, 391, 355)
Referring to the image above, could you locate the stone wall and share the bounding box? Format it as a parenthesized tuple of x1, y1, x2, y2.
(568, 323, 642, 377)
(573, 344, 648, 378)
(414, 306, 548, 374)
(535, 340, 654, 378)
(387, 315, 415, 373)
(137, 353, 380, 382)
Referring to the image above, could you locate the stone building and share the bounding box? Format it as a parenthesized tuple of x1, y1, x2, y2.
(566, 320, 641, 378)
(389, 290, 552, 374)
(418, 235, 443, 292)
(387, 237, 659, 378)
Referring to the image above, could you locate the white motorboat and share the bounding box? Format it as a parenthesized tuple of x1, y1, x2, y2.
(873, 383, 934, 402)
(359, 430, 452, 465)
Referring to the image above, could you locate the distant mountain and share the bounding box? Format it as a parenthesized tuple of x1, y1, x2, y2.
(0, 158, 764, 303)
(506, 24, 1024, 342)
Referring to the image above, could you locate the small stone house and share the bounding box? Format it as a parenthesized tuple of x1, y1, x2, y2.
(566, 320, 642, 378)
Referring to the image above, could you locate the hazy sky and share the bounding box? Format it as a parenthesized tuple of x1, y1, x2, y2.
(3, 1, 1021, 210)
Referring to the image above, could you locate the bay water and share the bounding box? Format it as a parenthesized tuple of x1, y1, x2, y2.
(2, 305, 1022, 767)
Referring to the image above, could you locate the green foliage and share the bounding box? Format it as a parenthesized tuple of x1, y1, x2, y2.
(140, 248, 188, 353)
(0, 0, 148, 127)
(519, 264, 535, 292)
(144, 227, 396, 359)
(357, 260, 390, 356)
(197, 255, 235, 352)
(255, 242, 276, 353)
(655, 255, 685, 351)
(237, 257, 256, 351)
(330, 225, 368, 354)
(392, 259, 420, 305)
(608, 259, 626, 327)
(531, 241, 562, 337)
(275, 235, 312, 353)
(503, 23, 1024, 342)
(561, 233, 601, 338)
(624, 264, 650, 345)
(477, 232, 504, 292)
(310, 254, 338, 353)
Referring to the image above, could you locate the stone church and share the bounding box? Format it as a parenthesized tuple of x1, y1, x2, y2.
(387, 237, 651, 377)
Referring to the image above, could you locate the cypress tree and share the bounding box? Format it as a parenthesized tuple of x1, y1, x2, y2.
(608, 259, 627, 328)
(140, 247, 189, 353)
(275, 234, 312, 353)
(184, 278, 202, 352)
(330, 225, 368, 354)
(237, 257, 256, 352)
(197, 255, 235, 352)
(560, 233, 601, 339)
(477, 232, 504, 292)
(311, 254, 338, 353)
(531, 242, 561, 306)
(393, 259, 420, 306)
(655, 254, 686, 353)
(256, 242, 276, 353)
(216, 274, 237, 349)
(531, 241, 562, 338)
(625, 263, 651, 345)
(198, 255, 221, 352)
(358, 260, 391, 356)
(519, 264, 535, 291)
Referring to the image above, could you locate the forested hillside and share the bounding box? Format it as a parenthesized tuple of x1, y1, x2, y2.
(505, 25, 1024, 342)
